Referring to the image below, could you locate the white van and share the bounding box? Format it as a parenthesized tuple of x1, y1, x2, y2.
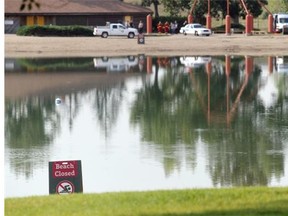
(273, 13, 288, 33)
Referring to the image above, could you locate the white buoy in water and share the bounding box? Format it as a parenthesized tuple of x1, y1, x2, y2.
(55, 98, 62, 105)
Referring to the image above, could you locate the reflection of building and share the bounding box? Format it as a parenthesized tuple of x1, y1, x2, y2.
(93, 56, 139, 73)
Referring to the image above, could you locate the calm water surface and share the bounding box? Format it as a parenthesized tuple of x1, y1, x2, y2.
(5, 55, 288, 198)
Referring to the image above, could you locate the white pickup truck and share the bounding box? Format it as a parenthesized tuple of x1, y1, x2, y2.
(273, 13, 288, 33)
(93, 23, 139, 38)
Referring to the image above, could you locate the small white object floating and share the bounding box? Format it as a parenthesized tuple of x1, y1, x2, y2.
(55, 98, 62, 105)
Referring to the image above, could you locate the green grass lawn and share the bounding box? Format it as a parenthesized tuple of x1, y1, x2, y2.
(5, 187, 288, 216)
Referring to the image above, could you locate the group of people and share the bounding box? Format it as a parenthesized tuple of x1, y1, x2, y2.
(125, 20, 144, 34)
(124, 19, 180, 34)
(157, 21, 178, 34)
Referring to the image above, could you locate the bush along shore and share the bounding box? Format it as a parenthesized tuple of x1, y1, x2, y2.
(5, 187, 288, 216)
(16, 25, 94, 36)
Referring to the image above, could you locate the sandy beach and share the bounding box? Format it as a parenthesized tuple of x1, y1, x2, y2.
(5, 33, 288, 57)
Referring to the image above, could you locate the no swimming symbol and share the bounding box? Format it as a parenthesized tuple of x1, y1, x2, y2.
(56, 180, 75, 194)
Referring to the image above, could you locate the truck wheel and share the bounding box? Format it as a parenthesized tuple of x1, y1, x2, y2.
(101, 32, 108, 38)
(128, 32, 135, 38)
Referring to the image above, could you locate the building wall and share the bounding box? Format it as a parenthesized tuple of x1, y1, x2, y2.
(26, 16, 45, 26)
(56, 16, 88, 26)
(5, 16, 20, 33)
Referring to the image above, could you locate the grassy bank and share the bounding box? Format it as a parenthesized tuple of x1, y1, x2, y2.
(5, 187, 288, 216)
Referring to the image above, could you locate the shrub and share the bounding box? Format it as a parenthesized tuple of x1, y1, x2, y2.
(16, 25, 93, 36)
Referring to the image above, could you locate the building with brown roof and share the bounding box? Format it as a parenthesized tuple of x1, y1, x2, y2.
(5, 0, 152, 33)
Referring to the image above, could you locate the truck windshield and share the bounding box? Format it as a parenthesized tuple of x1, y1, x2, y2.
(279, 18, 288, 23)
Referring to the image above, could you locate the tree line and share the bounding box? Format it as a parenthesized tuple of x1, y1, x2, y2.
(141, 0, 288, 23)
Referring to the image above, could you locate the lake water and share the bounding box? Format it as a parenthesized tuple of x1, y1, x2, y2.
(5, 55, 288, 198)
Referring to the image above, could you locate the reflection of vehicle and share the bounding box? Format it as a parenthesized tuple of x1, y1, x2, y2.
(93, 23, 138, 38)
(276, 56, 288, 73)
(180, 56, 212, 68)
(93, 56, 138, 72)
(179, 23, 211, 36)
(273, 13, 288, 33)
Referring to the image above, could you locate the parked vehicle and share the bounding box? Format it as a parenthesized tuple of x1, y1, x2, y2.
(93, 56, 138, 72)
(273, 13, 288, 33)
(93, 23, 138, 38)
(180, 56, 212, 73)
(180, 56, 212, 69)
(276, 56, 288, 73)
(179, 23, 211, 36)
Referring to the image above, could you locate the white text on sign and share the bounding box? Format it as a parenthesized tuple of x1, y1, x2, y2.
(52, 161, 78, 178)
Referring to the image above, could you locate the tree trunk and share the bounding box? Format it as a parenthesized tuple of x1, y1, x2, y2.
(153, 2, 159, 17)
(231, 15, 239, 24)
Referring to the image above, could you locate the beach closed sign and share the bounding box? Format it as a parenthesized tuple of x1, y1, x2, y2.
(49, 160, 83, 195)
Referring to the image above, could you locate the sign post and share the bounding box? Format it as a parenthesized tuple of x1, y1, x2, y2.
(49, 160, 83, 195)
(137, 33, 145, 44)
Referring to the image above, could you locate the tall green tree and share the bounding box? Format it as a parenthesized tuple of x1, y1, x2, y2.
(161, 0, 191, 17)
(157, 0, 268, 24)
(284, 0, 288, 10)
(141, 0, 160, 17)
(269, 0, 288, 13)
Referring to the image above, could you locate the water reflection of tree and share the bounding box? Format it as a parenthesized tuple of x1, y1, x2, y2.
(130, 57, 200, 177)
(131, 56, 286, 186)
(5, 97, 60, 178)
(206, 58, 285, 187)
(92, 83, 125, 138)
(5, 78, 126, 179)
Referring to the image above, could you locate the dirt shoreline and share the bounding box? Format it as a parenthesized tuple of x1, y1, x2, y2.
(5, 33, 288, 58)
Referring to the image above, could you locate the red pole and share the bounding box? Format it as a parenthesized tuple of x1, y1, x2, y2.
(225, 55, 231, 76)
(206, 0, 212, 29)
(146, 14, 152, 34)
(239, 0, 249, 14)
(226, 15, 231, 35)
(188, 14, 193, 24)
(146, 56, 152, 74)
(190, 0, 199, 16)
(268, 14, 274, 33)
(225, 55, 231, 126)
(245, 56, 253, 75)
(240, 0, 253, 35)
(226, 0, 231, 35)
(206, 62, 211, 125)
(227, 0, 230, 15)
(245, 14, 253, 35)
(256, 0, 273, 33)
(189, 0, 198, 24)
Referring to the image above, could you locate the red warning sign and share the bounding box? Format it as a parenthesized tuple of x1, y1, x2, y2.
(52, 161, 78, 178)
(57, 180, 74, 194)
(49, 160, 83, 194)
